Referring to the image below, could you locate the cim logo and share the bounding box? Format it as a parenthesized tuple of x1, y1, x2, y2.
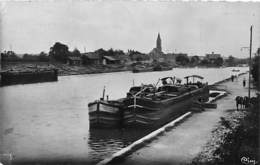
(0, 153, 13, 165)
(241, 156, 258, 165)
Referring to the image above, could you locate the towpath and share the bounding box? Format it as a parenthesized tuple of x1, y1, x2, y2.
(111, 74, 254, 165)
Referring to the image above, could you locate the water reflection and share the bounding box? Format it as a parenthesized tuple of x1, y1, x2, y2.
(88, 128, 153, 163)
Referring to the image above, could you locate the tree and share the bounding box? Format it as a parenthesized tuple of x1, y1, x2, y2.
(1, 51, 21, 62)
(22, 54, 36, 61)
(176, 55, 190, 66)
(114, 49, 124, 56)
(38, 52, 49, 62)
(214, 57, 224, 66)
(200, 59, 209, 66)
(226, 55, 235, 66)
(107, 48, 114, 56)
(49, 42, 70, 63)
(95, 48, 106, 56)
(191, 56, 200, 64)
(71, 48, 81, 57)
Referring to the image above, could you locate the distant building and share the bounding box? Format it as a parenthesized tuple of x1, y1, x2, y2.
(67, 56, 82, 65)
(82, 52, 102, 65)
(116, 52, 132, 64)
(206, 52, 221, 60)
(149, 33, 164, 61)
(102, 56, 120, 65)
(156, 33, 162, 52)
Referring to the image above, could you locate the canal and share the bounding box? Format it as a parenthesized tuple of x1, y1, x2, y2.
(0, 67, 248, 164)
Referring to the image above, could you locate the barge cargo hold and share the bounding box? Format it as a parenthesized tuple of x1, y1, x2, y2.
(0, 69, 58, 86)
(123, 76, 209, 128)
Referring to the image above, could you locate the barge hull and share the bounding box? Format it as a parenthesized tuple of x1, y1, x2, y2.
(0, 69, 58, 86)
(88, 100, 123, 128)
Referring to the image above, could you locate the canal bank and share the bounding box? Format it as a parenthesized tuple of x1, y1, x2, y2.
(97, 73, 256, 165)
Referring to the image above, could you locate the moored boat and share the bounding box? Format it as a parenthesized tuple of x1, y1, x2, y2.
(88, 75, 209, 129)
(88, 99, 125, 128)
(132, 63, 173, 73)
(132, 65, 153, 73)
(0, 68, 58, 86)
(88, 86, 126, 128)
(123, 75, 209, 128)
(232, 69, 240, 72)
(153, 64, 173, 71)
(88, 85, 155, 128)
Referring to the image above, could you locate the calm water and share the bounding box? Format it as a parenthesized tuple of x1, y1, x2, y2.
(0, 67, 248, 164)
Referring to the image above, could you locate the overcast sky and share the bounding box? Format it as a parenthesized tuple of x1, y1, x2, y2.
(0, 1, 260, 58)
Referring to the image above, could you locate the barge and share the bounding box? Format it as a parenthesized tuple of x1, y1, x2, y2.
(88, 75, 209, 128)
(123, 75, 209, 127)
(132, 65, 153, 73)
(153, 64, 173, 71)
(132, 63, 173, 73)
(88, 99, 125, 128)
(0, 68, 58, 86)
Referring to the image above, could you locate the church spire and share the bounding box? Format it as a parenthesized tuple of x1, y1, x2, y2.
(156, 33, 162, 52)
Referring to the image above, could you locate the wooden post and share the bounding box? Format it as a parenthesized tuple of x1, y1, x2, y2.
(248, 26, 252, 99)
(102, 86, 106, 100)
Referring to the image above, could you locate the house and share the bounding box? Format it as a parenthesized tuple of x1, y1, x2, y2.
(67, 56, 82, 65)
(82, 52, 102, 65)
(149, 48, 164, 62)
(102, 56, 120, 65)
(114, 54, 130, 64)
(206, 52, 221, 60)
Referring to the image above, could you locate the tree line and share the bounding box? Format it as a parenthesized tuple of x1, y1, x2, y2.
(1, 41, 252, 67)
(0, 42, 123, 63)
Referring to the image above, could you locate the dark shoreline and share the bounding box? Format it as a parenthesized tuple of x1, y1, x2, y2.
(1, 62, 246, 77)
(0, 64, 247, 87)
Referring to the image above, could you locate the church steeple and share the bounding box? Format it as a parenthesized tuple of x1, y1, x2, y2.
(156, 33, 162, 52)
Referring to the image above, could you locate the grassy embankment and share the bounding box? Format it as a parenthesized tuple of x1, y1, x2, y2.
(191, 96, 259, 165)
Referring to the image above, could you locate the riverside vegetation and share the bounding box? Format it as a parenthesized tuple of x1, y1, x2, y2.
(191, 55, 259, 165)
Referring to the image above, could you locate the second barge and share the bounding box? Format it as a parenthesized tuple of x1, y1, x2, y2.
(0, 68, 58, 86)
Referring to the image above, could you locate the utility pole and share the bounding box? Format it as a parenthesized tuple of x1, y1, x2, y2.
(248, 25, 253, 99)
